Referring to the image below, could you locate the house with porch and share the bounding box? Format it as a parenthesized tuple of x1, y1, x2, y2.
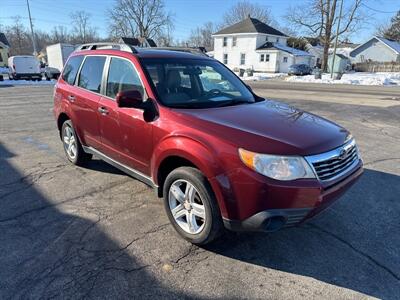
(212, 17, 313, 73)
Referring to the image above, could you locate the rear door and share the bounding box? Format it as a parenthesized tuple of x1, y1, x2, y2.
(73, 55, 107, 149)
(98, 56, 152, 174)
(15, 57, 40, 74)
(59, 55, 105, 149)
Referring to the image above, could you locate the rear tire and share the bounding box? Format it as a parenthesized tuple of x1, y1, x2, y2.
(61, 120, 92, 166)
(163, 167, 223, 245)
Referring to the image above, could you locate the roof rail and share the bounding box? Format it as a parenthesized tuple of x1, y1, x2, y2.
(147, 47, 209, 56)
(76, 42, 138, 53)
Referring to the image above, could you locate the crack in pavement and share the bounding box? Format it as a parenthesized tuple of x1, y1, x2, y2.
(0, 178, 132, 223)
(306, 223, 400, 282)
(364, 157, 400, 166)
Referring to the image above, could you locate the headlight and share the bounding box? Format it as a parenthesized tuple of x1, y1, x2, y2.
(238, 148, 315, 181)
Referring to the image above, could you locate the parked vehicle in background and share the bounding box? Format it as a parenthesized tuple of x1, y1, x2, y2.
(288, 64, 313, 76)
(8, 56, 42, 80)
(45, 43, 75, 80)
(54, 43, 363, 245)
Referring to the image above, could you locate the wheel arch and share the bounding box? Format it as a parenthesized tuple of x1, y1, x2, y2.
(152, 137, 228, 217)
(57, 112, 70, 138)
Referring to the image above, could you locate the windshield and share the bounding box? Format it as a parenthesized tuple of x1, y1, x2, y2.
(141, 58, 256, 108)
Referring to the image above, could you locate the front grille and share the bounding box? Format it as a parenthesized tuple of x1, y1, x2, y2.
(305, 139, 360, 182)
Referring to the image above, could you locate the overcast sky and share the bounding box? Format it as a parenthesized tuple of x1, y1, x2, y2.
(0, 0, 399, 43)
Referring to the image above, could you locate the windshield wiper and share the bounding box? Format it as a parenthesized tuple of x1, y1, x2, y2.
(213, 99, 253, 107)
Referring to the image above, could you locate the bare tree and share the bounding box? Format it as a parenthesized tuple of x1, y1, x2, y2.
(221, 0, 274, 27)
(51, 25, 70, 43)
(5, 16, 32, 55)
(34, 30, 51, 53)
(107, 0, 173, 43)
(377, 10, 400, 41)
(286, 0, 364, 71)
(187, 22, 215, 49)
(70, 11, 98, 44)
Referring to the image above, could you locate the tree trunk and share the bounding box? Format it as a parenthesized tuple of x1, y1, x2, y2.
(321, 41, 330, 72)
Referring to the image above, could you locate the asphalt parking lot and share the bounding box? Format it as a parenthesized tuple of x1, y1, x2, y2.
(1, 82, 399, 299)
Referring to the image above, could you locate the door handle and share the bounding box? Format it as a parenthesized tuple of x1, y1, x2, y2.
(98, 106, 109, 115)
(67, 95, 75, 102)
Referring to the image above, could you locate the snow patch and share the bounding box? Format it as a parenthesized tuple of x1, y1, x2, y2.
(0, 67, 9, 74)
(285, 72, 400, 86)
(241, 73, 287, 81)
(0, 79, 56, 86)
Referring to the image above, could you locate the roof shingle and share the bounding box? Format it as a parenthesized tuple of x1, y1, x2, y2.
(0, 33, 10, 47)
(213, 17, 287, 37)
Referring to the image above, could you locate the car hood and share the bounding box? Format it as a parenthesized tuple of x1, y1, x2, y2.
(173, 100, 350, 156)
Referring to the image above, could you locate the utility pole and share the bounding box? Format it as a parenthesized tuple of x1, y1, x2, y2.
(331, 0, 344, 79)
(26, 0, 37, 56)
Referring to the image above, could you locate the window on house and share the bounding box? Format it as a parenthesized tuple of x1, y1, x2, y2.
(0, 52, 3, 62)
(260, 54, 265, 62)
(232, 37, 237, 47)
(360, 55, 365, 62)
(223, 53, 228, 64)
(240, 53, 246, 65)
(266, 54, 270, 62)
(223, 37, 227, 47)
(276, 38, 279, 43)
(265, 36, 269, 41)
(283, 57, 288, 63)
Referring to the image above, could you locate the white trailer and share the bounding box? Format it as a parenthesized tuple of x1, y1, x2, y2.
(45, 43, 75, 79)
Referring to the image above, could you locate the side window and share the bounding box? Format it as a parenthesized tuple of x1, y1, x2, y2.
(232, 37, 237, 47)
(106, 57, 144, 99)
(78, 56, 106, 93)
(240, 53, 246, 65)
(62, 55, 84, 85)
(223, 37, 227, 47)
(223, 54, 228, 64)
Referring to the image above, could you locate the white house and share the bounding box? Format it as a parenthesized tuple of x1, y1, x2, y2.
(212, 17, 313, 73)
(350, 36, 400, 63)
(302, 38, 324, 68)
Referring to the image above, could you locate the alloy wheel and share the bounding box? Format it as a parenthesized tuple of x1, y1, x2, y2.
(168, 179, 206, 234)
(63, 125, 77, 160)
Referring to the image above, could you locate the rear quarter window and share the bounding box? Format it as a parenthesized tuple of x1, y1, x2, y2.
(62, 56, 84, 85)
(78, 56, 106, 93)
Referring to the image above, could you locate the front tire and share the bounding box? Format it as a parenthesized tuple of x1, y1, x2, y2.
(61, 120, 92, 166)
(163, 167, 223, 245)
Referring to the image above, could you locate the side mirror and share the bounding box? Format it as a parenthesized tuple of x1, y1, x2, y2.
(116, 90, 143, 109)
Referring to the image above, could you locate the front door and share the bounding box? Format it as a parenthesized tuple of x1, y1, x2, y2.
(98, 56, 153, 175)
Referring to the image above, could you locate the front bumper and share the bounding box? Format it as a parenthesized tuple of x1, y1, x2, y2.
(13, 73, 42, 79)
(222, 162, 363, 232)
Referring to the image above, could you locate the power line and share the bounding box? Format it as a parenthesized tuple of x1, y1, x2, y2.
(361, 3, 399, 14)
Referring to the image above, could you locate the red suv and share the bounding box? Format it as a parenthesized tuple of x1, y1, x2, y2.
(54, 43, 363, 244)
